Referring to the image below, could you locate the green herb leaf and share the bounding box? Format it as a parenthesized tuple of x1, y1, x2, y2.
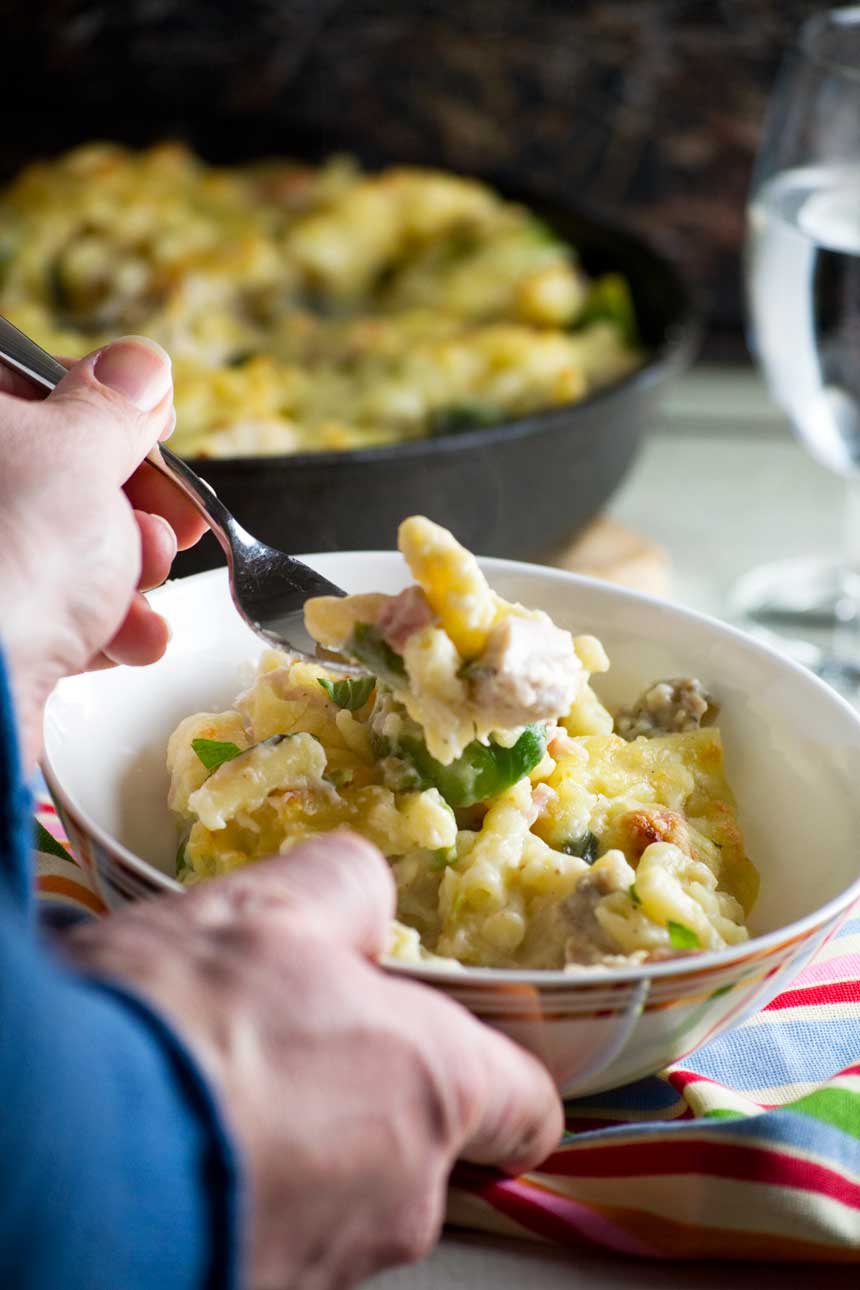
(324, 767, 354, 790)
(191, 738, 243, 771)
(667, 920, 700, 950)
(175, 839, 188, 879)
(227, 349, 260, 367)
(318, 674, 375, 711)
(522, 217, 566, 248)
(48, 254, 71, 312)
(429, 401, 500, 437)
(629, 882, 642, 907)
(573, 273, 639, 346)
(396, 724, 548, 808)
(347, 623, 407, 684)
(431, 846, 458, 869)
(562, 830, 599, 864)
(377, 750, 427, 793)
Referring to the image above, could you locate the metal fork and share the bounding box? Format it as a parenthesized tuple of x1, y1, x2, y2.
(0, 316, 351, 664)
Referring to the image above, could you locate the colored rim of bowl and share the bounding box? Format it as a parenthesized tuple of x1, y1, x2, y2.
(42, 558, 860, 989)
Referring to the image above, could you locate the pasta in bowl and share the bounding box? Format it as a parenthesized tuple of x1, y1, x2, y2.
(167, 518, 758, 972)
(42, 547, 860, 1095)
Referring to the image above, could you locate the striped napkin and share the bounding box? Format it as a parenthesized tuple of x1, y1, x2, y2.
(34, 786, 860, 1262)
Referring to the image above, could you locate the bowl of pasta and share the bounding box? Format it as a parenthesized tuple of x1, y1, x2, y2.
(43, 519, 860, 1096)
(0, 142, 697, 571)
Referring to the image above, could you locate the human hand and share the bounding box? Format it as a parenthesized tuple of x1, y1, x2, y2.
(66, 834, 563, 1290)
(0, 337, 207, 765)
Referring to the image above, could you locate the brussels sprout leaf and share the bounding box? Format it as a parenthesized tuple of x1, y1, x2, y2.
(318, 675, 375, 711)
(397, 724, 547, 808)
(346, 623, 406, 684)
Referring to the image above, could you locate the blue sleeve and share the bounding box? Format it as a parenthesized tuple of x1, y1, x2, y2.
(0, 652, 241, 1290)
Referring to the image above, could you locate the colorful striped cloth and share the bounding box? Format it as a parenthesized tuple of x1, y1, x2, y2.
(34, 786, 860, 1262)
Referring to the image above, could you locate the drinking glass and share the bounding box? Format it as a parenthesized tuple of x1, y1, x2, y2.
(731, 6, 860, 694)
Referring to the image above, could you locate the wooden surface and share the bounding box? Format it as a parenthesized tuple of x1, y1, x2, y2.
(548, 515, 670, 600)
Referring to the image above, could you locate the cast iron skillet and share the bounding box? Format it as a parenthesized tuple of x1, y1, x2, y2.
(174, 199, 700, 575)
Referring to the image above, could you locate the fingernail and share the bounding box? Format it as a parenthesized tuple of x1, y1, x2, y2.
(159, 407, 176, 442)
(152, 512, 178, 561)
(94, 337, 172, 412)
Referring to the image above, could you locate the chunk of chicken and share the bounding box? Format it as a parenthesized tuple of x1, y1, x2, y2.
(465, 615, 583, 728)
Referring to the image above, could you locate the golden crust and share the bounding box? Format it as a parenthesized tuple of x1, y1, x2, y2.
(0, 143, 641, 457)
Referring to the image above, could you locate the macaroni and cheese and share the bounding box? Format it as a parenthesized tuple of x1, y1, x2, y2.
(168, 518, 758, 969)
(0, 143, 641, 456)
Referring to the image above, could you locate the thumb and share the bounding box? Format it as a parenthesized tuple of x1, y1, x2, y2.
(188, 831, 397, 959)
(45, 336, 173, 483)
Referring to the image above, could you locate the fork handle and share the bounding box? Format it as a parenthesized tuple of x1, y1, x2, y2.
(0, 316, 241, 556)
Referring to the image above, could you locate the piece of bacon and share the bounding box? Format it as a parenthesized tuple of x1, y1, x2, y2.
(468, 616, 582, 726)
(377, 586, 436, 653)
(548, 727, 578, 758)
(528, 782, 558, 825)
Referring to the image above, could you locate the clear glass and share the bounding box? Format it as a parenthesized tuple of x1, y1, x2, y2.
(730, 7, 860, 696)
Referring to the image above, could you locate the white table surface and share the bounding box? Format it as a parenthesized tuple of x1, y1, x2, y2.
(363, 364, 853, 1289)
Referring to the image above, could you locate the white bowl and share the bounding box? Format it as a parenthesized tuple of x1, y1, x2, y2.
(43, 556, 860, 1097)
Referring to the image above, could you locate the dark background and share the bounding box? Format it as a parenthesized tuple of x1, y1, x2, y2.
(0, 0, 825, 355)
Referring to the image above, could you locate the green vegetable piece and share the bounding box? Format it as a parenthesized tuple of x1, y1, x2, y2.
(191, 738, 243, 772)
(573, 273, 638, 346)
(324, 767, 354, 790)
(429, 401, 500, 437)
(226, 349, 259, 367)
(629, 882, 642, 908)
(667, 920, 700, 950)
(376, 748, 427, 793)
(318, 674, 375, 711)
(175, 839, 188, 879)
(562, 830, 599, 864)
(397, 724, 548, 808)
(431, 846, 458, 869)
(48, 254, 71, 312)
(347, 623, 406, 684)
(522, 217, 566, 248)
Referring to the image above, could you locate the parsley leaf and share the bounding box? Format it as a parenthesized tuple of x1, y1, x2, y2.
(629, 882, 642, 907)
(431, 846, 458, 869)
(429, 401, 500, 437)
(324, 767, 355, 789)
(572, 273, 639, 345)
(191, 738, 242, 771)
(318, 675, 375, 711)
(667, 920, 700, 950)
(562, 831, 599, 864)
